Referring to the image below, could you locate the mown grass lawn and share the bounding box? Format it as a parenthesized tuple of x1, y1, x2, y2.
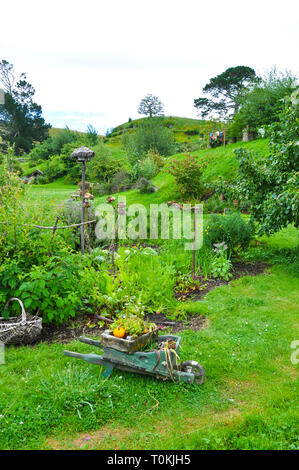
(0, 226, 298, 450)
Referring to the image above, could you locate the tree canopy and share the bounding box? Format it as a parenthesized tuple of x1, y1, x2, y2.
(0, 59, 50, 154)
(230, 96, 299, 235)
(230, 68, 297, 138)
(194, 66, 257, 119)
(138, 94, 164, 118)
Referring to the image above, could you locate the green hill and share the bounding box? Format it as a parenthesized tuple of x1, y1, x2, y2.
(104, 116, 220, 148)
(24, 116, 269, 208)
(95, 138, 269, 208)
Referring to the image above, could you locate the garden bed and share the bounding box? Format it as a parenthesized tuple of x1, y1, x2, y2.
(175, 261, 271, 302)
(19, 261, 270, 345)
(40, 313, 207, 344)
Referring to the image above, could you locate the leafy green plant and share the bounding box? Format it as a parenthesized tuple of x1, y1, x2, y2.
(210, 242, 232, 280)
(109, 315, 156, 338)
(204, 212, 255, 256)
(122, 117, 176, 163)
(231, 98, 299, 234)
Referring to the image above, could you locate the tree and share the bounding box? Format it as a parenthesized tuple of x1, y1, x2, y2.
(138, 94, 164, 118)
(0, 59, 50, 154)
(194, 66, 257, 119)
(229, 68, 297, 138)
(230, 97, 299, 235)
(86, 124, 99, 145)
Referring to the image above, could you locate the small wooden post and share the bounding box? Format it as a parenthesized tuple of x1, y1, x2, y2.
(223, 128, 226, 148)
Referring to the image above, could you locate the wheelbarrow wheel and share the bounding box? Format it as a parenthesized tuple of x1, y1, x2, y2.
(180, 361, 205, 386)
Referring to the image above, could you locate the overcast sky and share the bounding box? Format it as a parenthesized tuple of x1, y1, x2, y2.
(1, 0, 298, 133)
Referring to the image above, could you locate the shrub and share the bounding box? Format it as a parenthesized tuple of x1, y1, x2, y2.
(29, 128, 79, 161)
(139, 157, 158, 180)
(136, 177, 156, 194)
(86, 144, 122, 183)
(204, 212, 255, 255)
(122, 118, 176, 163)
(204, 194, 227, 213)
(231, 98, 299, 234)
(42, 155, 66, 181)
(0, 253, 109, 324)
(210, 242, 232, 280)
(60, 198, 98, 249)
(146, 149, 164, 170)
(169, 154, 207, 199)
(109, 170, 132, 193)
(184, 129, 200, 136)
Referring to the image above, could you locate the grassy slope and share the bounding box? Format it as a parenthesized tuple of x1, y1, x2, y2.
(24, 138, 269, 210)
(93, 138, 269, 209)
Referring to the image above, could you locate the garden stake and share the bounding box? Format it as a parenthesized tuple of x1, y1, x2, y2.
(192, 206, 201, 280)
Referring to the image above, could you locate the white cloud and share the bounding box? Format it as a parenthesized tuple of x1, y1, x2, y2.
(0, 0, 298, 132)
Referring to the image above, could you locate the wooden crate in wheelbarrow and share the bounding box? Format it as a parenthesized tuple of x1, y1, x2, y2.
(63, 332, 205, 386)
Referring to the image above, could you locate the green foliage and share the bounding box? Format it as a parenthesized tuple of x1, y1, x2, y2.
(86, 143, 122, 183)
(231, 98, 299, 234)
(43, 155, 67, 181)
(136, 177, 156, 194)
(123, 118, 175, 162)
(204, 213, 255, 255)
(194, 65, 257, 118)
(230, 68, 297, 138)
(60, 198, 98, 249)
(169, 154, 207, 199)
(204, 193, 227, 214)
(138, 94, 164, 118)
(0, 59, 50, 154)
(86, 124, 99, 145)
(29, 128, 79, 161)
(0, 146, 23, 176)
(210, 242, 232, 280)
(131, 155, 159, 182)
(0, 253, 109, 323)
(109, 315, 156, 338)
(0, 165, 27, 253)
(108, 170, 132, 194)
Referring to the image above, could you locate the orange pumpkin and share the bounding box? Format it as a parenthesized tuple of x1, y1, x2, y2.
(113, 327, 126, 338)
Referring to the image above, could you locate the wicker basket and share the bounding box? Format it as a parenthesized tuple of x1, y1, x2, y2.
(0, 298, 42, 345)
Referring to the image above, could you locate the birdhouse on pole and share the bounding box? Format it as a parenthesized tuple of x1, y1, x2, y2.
(70, 146, 95, 254)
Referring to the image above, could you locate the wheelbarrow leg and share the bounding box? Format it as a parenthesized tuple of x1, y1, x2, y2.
(103, 364, 114, 378)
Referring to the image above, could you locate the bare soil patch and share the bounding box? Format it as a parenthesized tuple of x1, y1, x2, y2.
(175, 261, 270, 302)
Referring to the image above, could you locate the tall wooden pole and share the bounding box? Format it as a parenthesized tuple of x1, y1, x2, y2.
(81, 161, 86, 255)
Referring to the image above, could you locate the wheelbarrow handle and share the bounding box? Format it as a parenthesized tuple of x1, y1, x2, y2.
(63, 350, 105, 365)
(63, 350, 85, 359)
(78, 336, 103, 348)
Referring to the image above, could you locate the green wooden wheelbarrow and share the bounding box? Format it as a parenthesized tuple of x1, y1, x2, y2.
(63, 334, 205, 386)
